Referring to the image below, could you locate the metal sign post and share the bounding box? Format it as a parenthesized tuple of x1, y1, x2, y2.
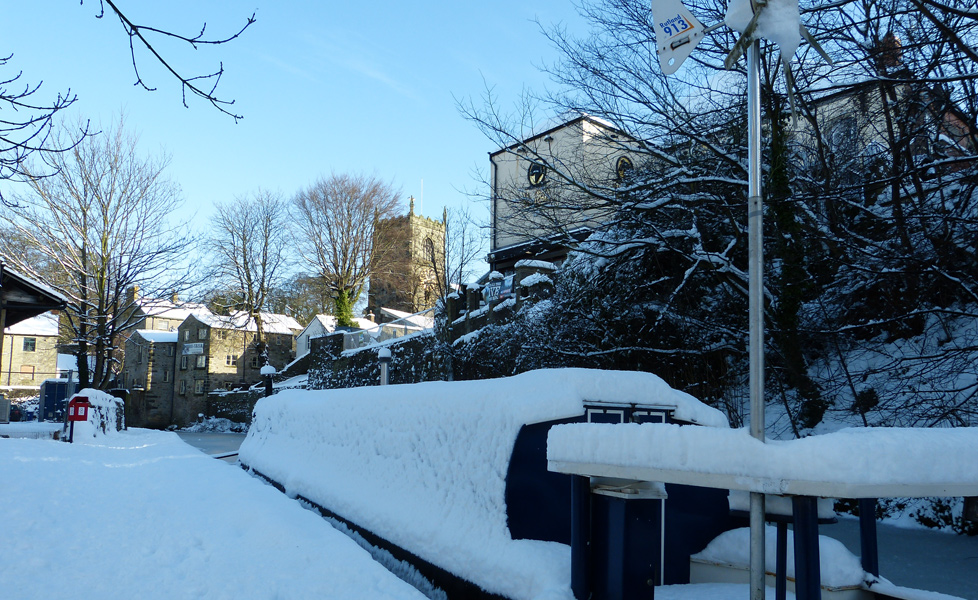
(649, 2, 831, 598)
(649, 2, 776, 599)
(745, 36, 767, 600)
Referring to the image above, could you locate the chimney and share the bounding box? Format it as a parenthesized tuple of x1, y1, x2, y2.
(171, 293, 179, 303)
(126, 285, 140, 305)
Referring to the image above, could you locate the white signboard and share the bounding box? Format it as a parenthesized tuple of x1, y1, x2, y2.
(182, 343, 204, 355)
(651, 0, 706, 75)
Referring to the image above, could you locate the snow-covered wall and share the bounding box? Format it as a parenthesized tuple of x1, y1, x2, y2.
(239, 369, 726, 600)
(64, 389, 125, 440)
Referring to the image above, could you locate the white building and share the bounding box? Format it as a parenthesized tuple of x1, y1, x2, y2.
(488, 114, 637, 273)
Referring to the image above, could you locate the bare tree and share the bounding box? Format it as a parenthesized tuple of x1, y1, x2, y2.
(439, 205, 486, 296)
(265, 273, 334, 326)
(0, 56, 88, 207)
(1, 3, 254, 205)
(207, 190, 292, 356)
(89, 1, 256, 121)
(0, 116, 198, 389)
(292, 173, 402, 326)
(459, 0, 978, 432)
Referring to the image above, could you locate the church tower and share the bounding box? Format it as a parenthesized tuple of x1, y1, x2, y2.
(367, 197, 446, 322)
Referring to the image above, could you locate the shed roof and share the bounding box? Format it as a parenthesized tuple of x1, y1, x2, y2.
(0, 259, 71, 327)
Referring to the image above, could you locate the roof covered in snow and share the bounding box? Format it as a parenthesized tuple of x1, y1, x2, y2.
(135, 297, 212, 323)
(194, 311, 302, 334)
(4, 311, 60, 337)
(135, 330, 179, 344)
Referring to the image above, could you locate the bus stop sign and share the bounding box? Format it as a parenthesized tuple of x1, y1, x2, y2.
(651, 0, 706, 75)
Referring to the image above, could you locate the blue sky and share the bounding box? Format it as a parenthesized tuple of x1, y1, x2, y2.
(3, 1, 584, 269)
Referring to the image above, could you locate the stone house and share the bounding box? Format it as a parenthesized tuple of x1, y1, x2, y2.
(296, 314, 378, 358)
(1, 312, 61, 397)
(170, 312, 301, 426)
(296, 314, 338, 359)
(0, 259, 70, 399)
(122, 330, 178, 428)
(127, 290, 212, 332)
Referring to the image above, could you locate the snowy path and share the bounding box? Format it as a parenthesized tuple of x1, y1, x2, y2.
(176, 430, 246, 461)
(825, 517, 978, 600)
(0, 430, 426, 600)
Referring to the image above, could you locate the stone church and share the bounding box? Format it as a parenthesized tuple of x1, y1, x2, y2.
(367, 198, 446, 323)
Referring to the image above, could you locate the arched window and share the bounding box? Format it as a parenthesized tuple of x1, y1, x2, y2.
(423, 237, 435, 264)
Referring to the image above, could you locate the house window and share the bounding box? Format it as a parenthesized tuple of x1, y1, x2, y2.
(180, 356, 188, 370)
(180, 380, 186, 394)
(196, 355, 207, 369)
(157, 319, 169, 331)
(197, 328, 207, 340)
(20, 365, 35, 380)
(183, 330, 190, 342)
(194, 379, 205, 395)
(23, 338, 36, 352)
(163, 370, 170, 383)
(226, 354, 238, 367)
(615, 155, 634, 181)
(167, 346, 174, 356)
(249, 356, 260, 369)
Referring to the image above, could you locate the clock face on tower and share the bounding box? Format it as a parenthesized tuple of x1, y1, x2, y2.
(527, 162, 547, 187)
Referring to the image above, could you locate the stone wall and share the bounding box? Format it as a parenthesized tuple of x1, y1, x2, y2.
(307, 331, 447, 390)
(206, 388, 264, 424)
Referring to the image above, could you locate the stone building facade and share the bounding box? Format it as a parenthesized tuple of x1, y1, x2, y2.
(1, 312, 61, 397)
(170, 312, 301, 426)
(122, 330, 177, 428)
(367, 198, 447, 321)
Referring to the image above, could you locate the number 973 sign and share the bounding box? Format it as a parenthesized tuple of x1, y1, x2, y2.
(651, 0, 706, 75)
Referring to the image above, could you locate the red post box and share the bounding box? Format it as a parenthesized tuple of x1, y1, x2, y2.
(68, 397, 90, 422)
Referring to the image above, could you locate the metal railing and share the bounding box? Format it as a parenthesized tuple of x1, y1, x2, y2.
(343, 308, 435, 351)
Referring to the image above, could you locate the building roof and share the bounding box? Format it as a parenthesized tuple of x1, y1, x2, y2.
(0, 259, 71, 327)
(135, 297, 212, 323)
(135, 330, 179, 344)
(194, 311, 303, 334)
(310, 314, 338, 332)
(3, 311, 60, 337)
(488, 113, 627, 158)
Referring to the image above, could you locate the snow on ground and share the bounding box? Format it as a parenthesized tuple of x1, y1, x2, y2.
(0, 430, 426, 600)
(180, 416, 249, 433)
(661, 584, 795, 600)
(239, 369, 727, 600)
(694, 526, 865, 588)
(0, 421, 62, 439)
